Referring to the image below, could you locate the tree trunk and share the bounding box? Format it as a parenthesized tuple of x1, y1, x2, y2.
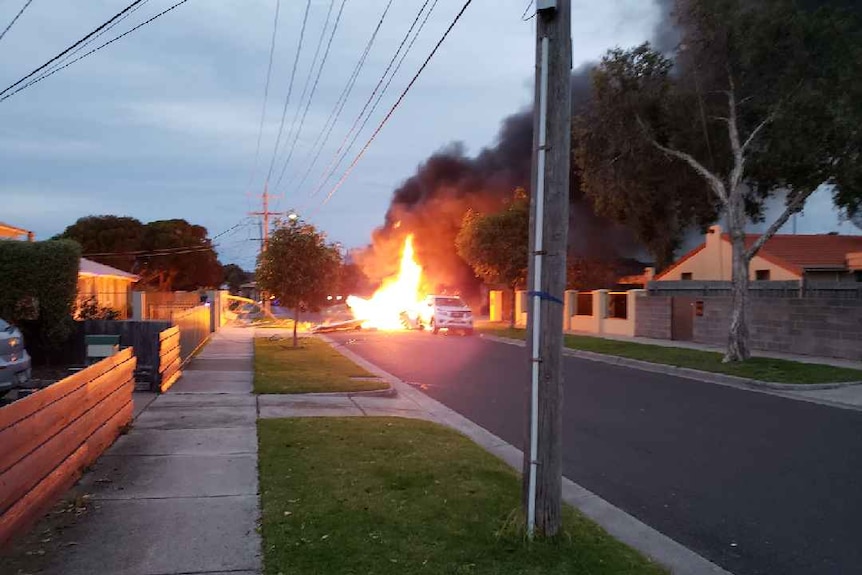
(293, 307, 299, 348)
(509, 286, 517, 328)
(725, 222, 751, 362)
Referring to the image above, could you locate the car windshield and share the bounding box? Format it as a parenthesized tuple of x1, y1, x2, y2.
(435, 297, 465, 307)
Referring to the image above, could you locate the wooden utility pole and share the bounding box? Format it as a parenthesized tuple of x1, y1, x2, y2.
(523, 0, 571, 538)
(249, 184, 278, 252)
(249, 184, 287, 313)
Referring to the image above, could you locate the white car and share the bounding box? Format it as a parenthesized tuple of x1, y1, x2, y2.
(418, 295, 474, 335)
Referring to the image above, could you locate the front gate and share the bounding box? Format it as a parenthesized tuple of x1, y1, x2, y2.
(671, 297, 696, 341)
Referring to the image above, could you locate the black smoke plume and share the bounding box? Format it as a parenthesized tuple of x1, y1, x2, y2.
(356, 4, 676, 296)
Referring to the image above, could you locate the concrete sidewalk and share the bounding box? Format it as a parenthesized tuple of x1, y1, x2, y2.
(29, 326, 261, 575)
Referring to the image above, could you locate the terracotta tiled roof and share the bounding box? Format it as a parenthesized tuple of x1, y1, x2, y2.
(731, 233, 862, 273)
(656, 232, 862, 279)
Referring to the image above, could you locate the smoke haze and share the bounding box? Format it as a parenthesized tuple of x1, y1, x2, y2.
(356, 2, 676, 295)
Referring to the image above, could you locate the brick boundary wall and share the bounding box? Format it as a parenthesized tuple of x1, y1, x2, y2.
(693, 297, 862, 361)
(636, 296, 862, 361)
(634, 296, 672, 340)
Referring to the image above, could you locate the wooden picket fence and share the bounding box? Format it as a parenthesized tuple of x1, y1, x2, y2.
(0, 348, 136, 546)
(158, 326, 182, 393)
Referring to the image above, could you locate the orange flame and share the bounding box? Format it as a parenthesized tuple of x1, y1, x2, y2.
(347, 235, 423, 330)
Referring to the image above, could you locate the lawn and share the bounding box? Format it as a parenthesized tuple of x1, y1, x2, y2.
(477, 325, 862, 385)
(254, 336, 387, 394)
(258, 417, 667, 575)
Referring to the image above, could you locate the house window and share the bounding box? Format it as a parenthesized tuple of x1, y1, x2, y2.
(681, 272, 693, 281)
(755, 269, 771, 281)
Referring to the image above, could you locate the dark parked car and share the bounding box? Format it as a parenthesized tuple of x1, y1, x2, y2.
(0, 319, 31, 395)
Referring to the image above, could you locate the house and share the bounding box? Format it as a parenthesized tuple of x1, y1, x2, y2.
(77, 258, 139, 318)
(0, 221, 33, 241)
(656, 225, 862, 283)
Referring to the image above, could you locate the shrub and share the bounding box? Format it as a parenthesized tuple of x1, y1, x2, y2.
(0, 239, 81, 363)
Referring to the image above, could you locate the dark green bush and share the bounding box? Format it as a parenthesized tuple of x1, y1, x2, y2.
(0, 240, 81, 363)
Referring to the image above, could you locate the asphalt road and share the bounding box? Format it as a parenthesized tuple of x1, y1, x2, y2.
(329, 330, 862, 575)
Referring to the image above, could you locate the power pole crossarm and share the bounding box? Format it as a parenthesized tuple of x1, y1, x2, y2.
(524, 0, 571, 538)
(249, 184, 288, 313)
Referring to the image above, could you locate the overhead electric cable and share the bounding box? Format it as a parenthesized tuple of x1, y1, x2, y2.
(307, 0, 436, 201)
(320, 0, 474, 207)
(272, 0, 348, 190)
(0, 0, 34, 44)
(286, 0, 396, 195)
(19, 0, 153, 96)
(265, 0, 312, 182)
(269, 0, 336, 191)
(246, 0, 281, 193)
(0, 0, 148, 98)
(0, 0, 192, 103)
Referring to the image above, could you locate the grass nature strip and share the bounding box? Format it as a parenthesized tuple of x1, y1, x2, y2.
(258, 417, 667, 575)
(254, 336, 387, 394)
(477, 325, 862, 385)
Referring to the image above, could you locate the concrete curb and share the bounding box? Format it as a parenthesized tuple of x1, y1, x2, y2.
(480, 334, 862, 391)
(320, 334, 732, 575)
(268, 385, 397, 399)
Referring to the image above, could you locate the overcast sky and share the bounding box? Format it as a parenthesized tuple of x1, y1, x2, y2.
(0, 0, 856, 269)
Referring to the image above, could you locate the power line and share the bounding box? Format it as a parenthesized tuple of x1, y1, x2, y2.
(307, 0, 435, 203)
(0, 0, 192, 103)
(520, 0, 536, 21)
(0, 0, 148, 99)
(319, 0, 474, 207)
(16, 0, 153, 96)
(82, 220, 253, 259)
(245, 0, 281, 195)
(286, 0, 395, 197)
(265, 0, 312, 183)
(272, 0, 348, 192)
(269, 0, 336, 193)
(85, 246, 216, 258)
(0, 0, 33, 44)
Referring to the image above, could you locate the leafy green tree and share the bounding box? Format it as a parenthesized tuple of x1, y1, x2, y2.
(140, 220, 223, 291)
(576, 45, 718, 270)
(222, 263, 249, 295)
(256, 218, 342, 346)
(597, 1, 861, 361)
(455, 192, 529, 327)
(56, 215, 224, 292)
(55, 215, 145, 273)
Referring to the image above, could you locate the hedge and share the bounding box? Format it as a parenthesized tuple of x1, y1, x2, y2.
(0, 239, 81, 362)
